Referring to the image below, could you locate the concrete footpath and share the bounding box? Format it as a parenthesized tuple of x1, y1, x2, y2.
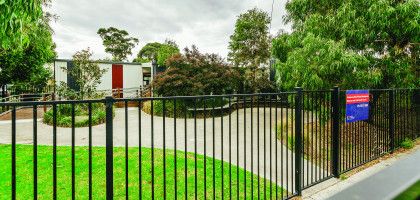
(303, 144, 420, 200)
(328, 148, 420, 200)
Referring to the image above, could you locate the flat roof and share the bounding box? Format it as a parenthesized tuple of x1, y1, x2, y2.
(54, 59, 145, 66)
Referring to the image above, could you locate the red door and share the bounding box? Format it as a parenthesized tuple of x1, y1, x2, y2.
(112, 64, 123, 97)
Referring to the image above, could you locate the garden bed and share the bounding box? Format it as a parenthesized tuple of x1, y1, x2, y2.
(43, 103, 107, 127)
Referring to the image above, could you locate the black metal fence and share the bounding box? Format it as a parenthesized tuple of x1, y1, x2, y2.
(0, 88, 418, 199)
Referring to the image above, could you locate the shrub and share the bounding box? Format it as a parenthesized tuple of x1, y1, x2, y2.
(43, 103, 109, 127)
(152, 46, 242, 97)
(142, 98, 229, 118)
(401, 138, 414, 149)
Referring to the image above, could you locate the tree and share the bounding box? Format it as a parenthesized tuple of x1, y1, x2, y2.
(0, 0, 45, 49)
(156, 43, 180, 66)
(0, 12, 56, 91)
(135, 42, 162, 63)
(152, 46, 241, 96)
(134, 40, 180, 66)
(228, 8, 272, 92)
(97, 27, 139, 61)
(59, 48, 107, 100)
(273, 0, 420, 90)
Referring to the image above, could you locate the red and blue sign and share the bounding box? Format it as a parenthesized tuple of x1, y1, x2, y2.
(346, 90, 370, 123)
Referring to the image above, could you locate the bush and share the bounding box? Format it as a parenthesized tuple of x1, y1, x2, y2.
(152, 46, 242, 97)
(401, 138, 414, 149)
(142, 98, 229, 118)
(43, 103, 108, 127)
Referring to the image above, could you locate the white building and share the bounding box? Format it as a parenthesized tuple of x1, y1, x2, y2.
(45, 59, 154, 97)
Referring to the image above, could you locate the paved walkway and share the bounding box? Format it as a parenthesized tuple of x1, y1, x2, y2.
(0, 107, 324, 191)
(327, 148, 420, 200)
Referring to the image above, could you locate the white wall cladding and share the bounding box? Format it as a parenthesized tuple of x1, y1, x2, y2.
(97, 63, 112, 91)
(123, 64, 143, 89)
(49, 60, 152, 92)
(54, 61, 68, 86)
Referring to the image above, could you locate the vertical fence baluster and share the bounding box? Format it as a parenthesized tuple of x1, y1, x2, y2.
(174, 99, 177, 200)
(250, 96, 254, 199)
(221, 97, 224, 199)
(88, 103, 92, 200)
(138, 100, 143, 200)
(269, 95, 272, 198)
(163, 100, 167, 200)
(194, 99, 197, 200)
(71, 103, 76, 200)
(125, 101, 129, 200)
(389, 90, 395, 153)
(184, 101, 188, 200)
(151, 99, 155, 199)
(257, 96, 261, 199)
(332, 87, 340, 178)
(11, 106, 16, 200)
(105, 97, 114, 200)
(263, 95, 267, 199)
(33, 105, 38, 199)
(295, 88, 303, 195)
(243, 96, 247, 199)
(204, 99, 207, 200)
(275, 94, 278, 199)
(212, 97, 216, 200)
(53, 104, 57, 200)
(236, 96, 239, 200)
(228, 97, 232, 200)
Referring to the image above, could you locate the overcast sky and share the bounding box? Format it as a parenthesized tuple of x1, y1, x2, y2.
(47, 0, 290, 61)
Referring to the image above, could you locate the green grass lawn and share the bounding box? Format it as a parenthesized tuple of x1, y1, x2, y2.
(0, 145, 286, 199)
(394, 180, 420, 200)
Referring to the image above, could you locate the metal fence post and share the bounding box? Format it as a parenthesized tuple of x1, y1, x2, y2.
(294, 87, 303, 195)
(389, 89, 395, 153)
(105, 96, 114, 199)
(332, 86, 340, 178)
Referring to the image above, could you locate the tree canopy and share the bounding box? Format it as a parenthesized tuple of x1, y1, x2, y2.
(97, 27, 139, 61)
(228, 8, 273, 93)
(152, 46, 241, 96)
(273, 0, 420, 90)
(58, 48, 107, 100)
(135, 40, 180, 66)
(0, 11, 56, 89)
(228, 8, 271, 68)
(0, 0, 45, 49)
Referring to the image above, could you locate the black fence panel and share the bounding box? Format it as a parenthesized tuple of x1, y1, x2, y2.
(0, 88, 418, 199)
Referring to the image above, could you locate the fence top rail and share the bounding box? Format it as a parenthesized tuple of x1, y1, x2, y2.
(115, 92, 296, 101)
(0, 92, 296, 106)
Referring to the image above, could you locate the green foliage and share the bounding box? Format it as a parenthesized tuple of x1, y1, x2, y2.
(97, 27, 139, 61)
(0, 14, 55, 89)
(273, 0, 420, 90)
(134, 40, 180, 66)
(135, 42, 162, 63)
(152, 46, 242, 96)
(401, 138, 414, 149)
(142, 98, 228, 118)
(0, 145, 285, 199)
(59, 48, 107, 100)
(228, 8, 271, 68)
(0, 0, 44, 48)
(157, 43, 180, 67)
(43, 103, 107, 127)
(228, 8, 273, 93)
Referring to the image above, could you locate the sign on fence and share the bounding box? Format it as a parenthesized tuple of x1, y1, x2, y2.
(346, 90, 370, 123)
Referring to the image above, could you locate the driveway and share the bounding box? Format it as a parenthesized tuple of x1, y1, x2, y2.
(0, 107, 324, 191)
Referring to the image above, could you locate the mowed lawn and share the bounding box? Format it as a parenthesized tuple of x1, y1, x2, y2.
(0, 145, 286, 199)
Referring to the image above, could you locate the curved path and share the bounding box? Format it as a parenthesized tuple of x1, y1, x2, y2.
(0, 107, 325, 192)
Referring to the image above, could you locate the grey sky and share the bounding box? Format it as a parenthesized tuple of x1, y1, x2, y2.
(47, 0, 290, 61)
